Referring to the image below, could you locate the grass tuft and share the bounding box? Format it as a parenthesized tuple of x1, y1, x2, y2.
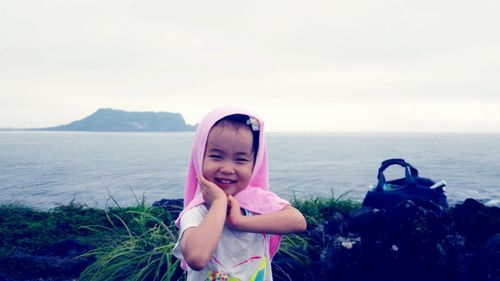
(291, 190, 361, 228)
(78, 197, 183, 281)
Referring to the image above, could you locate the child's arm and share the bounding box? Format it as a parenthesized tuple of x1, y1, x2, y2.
(180, 176, 227, 271)
(226, 195, 307, 234)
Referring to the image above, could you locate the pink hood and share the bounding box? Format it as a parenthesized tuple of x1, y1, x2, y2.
(176, 107, 289, 263)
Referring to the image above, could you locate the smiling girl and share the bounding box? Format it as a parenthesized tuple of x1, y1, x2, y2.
(172, 108, 306, 281)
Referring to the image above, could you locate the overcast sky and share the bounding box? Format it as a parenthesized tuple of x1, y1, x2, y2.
(1, 0, 499, 132)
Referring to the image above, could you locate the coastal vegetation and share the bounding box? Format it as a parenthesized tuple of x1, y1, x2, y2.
(1, 196, 498, 281)
(0, 195, 360, 281)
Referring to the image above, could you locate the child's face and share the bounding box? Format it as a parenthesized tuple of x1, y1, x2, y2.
(202, 122, 255, 196)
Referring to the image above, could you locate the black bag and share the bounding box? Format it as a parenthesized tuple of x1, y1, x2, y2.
(362, 158, 448, 209)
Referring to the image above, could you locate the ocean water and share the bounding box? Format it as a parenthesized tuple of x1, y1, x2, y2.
(1, 131, 499, 209)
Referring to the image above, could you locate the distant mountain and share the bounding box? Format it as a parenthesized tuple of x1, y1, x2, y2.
(40, 108, 196, 132)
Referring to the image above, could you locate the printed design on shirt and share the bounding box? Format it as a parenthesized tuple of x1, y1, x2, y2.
(206, 256, 267, 281)
(205, 271, 236, 281)
(248, 256, 266, 281)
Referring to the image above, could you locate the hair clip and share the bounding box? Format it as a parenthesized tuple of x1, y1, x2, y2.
(246, 117, 260, 131)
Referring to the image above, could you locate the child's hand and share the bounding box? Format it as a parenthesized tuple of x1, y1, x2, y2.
(226, 195, 244, 230)
(198, 175, 228, 208)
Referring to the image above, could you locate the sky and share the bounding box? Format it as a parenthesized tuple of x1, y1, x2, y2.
(1, 0, 499, 132)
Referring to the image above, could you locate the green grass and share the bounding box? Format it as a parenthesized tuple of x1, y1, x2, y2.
(0, 193, 360, 281)
(79, 199, 183, 281)
(292, 191, 361, 228)
(0, 201, 109, 253)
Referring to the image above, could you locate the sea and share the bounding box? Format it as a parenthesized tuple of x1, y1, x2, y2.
(1, 131, 499, 210)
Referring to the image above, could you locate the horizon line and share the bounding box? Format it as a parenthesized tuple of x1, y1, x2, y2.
(1, 128, 499, 135)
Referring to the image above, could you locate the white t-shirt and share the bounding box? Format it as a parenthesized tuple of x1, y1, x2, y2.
(172, 204, 273, 281)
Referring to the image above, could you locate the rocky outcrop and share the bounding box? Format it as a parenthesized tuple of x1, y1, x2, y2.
(152, 198, 184, 221)
(273, 198, 500, 281)
(0, 239, 94, 281)
(40, 108, 197, 132)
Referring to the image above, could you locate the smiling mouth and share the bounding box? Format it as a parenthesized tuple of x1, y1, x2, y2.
(216, 178, 237, 185)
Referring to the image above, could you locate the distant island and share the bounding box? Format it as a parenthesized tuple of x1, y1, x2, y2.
(35, 108, 197, 132)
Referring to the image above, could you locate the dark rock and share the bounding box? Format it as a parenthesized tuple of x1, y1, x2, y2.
(483, 234, 500, 280)
(467, 233, 500, 281)
(1, 239, 94, 280)
(0, 271, 15, 281)
(324, 212, 347, 236)
(452, 198, 500, 250)
(281, 198, 498, 281)
(317, 199, 468, 281)
(320, 234, 364, 281)
(384, 200, 451, 244)
(152, 198, 184, 220)
(347, 207, 385, 235)
(36, 239, 93, 257)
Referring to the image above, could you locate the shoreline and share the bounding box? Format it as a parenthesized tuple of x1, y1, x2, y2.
(1, 195, 499, 212)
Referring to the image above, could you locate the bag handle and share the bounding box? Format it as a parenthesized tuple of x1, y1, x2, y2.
(376, 158, 419, 191)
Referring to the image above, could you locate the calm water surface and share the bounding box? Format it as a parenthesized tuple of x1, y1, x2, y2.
(1, 131, 499, 209)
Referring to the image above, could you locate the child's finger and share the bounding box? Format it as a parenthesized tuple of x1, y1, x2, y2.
(228, 195, 240, 209)
(198, 175, 214, 189)
(227, 196, 241, 224)
(198, 175, 207, 186)
(198, 175, 220, 192)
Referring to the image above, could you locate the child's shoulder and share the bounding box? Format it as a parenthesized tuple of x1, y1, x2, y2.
(180, 204, 208, 222)
(178, 204, 209, 230)
(185, 204, 208, 215)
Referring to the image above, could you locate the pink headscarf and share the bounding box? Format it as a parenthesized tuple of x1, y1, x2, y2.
(176, 107, 289, 263)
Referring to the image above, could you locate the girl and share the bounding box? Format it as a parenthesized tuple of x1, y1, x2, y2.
(173, 107, 307, 281)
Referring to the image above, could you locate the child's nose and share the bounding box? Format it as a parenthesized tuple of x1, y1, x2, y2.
(220, 162, 235, 174)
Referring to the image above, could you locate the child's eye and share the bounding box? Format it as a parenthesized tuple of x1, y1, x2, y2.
(209, 155, 222, 159)
(236, 158, 249, 163)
